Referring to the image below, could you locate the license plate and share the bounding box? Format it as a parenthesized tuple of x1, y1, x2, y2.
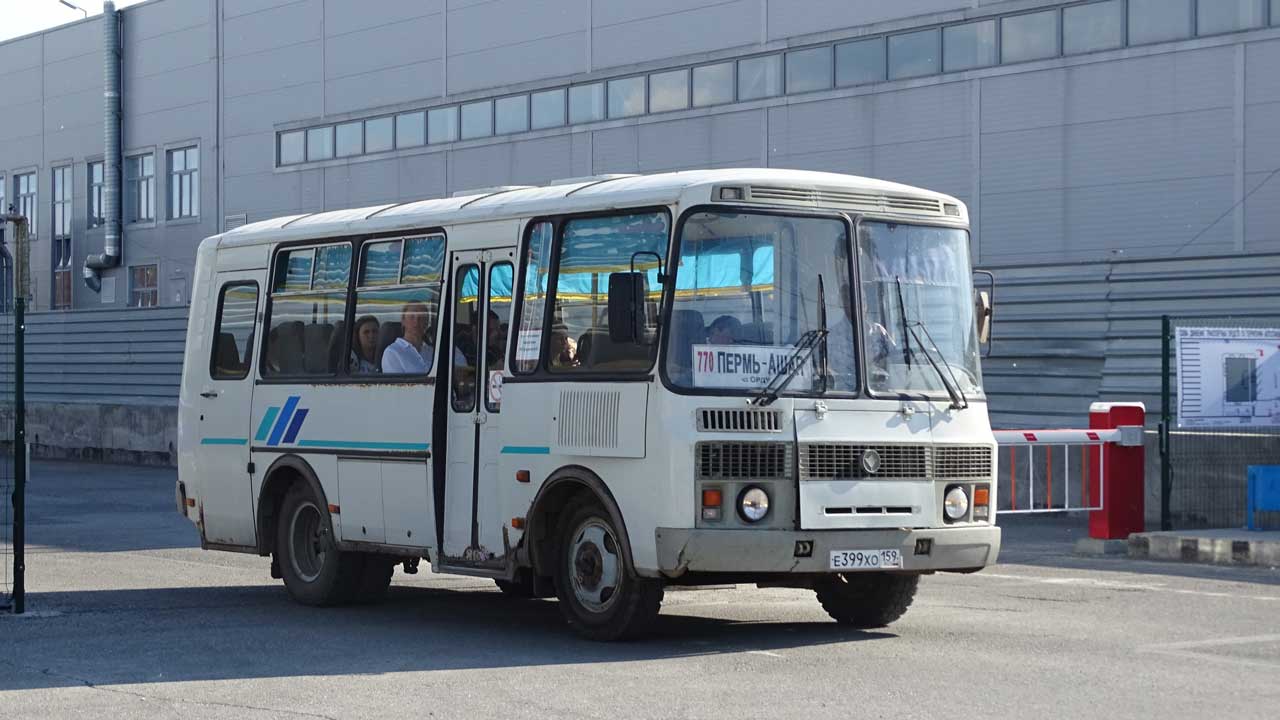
(829, 548, 902, 571)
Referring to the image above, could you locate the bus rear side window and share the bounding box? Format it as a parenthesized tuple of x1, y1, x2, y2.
(263, 243, 352, 377)
(210, 282, 259, 380)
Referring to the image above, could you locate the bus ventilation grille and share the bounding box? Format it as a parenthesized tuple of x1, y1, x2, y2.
(556, 389, 621, 450)
(746, 185, 944, 216)
(696, 408, 783, 433)
(799, 444, 992, 480)
(696, 442, 791, 479)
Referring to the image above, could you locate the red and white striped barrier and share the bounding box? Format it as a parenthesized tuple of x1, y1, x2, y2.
(994, 403, 1146, 540)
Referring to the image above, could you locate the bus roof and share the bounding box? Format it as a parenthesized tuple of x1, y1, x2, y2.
(214, 168, 963, 249)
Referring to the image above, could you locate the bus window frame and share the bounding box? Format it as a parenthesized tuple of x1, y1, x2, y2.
(256, 227, 447, 386)
(655, 204, 865, 400)
(209, 280, 260, 381)
(505, 205, 674, 384)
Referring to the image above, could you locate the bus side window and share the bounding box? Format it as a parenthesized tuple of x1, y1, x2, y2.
(261, 243, 351, 377)
(210, 282, 259, 380)
(512, 221, 553, 374)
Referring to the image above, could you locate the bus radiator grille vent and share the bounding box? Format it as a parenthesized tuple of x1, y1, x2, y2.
(556, 389, 622, 450)
(696, 442, 792, 479)
(746, 185, 944, 217)
(696, 408, 783, 433)
(932, 445, 994, 479)
(800, 444, 928, 480)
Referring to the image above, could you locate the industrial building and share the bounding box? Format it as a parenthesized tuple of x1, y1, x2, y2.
(1, 0, 1278, 463)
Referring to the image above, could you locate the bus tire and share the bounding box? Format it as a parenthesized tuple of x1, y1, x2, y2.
(814, 573, 919, 628)
(353, 554, 396, 603)
(276, 483, 362, 606)
(553, 499, 663, 641)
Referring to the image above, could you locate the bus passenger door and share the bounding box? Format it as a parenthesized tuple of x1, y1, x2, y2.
(194, 273, 261, 547)
(442, 249, 515, 566)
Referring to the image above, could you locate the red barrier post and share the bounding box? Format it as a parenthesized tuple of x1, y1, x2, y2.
(1087, 402, 1146, 540)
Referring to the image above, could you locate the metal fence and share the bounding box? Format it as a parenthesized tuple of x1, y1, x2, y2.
(0, 294, 14, 612)
(1, 216, 26, 613)
(1160, 315, 1280, 530)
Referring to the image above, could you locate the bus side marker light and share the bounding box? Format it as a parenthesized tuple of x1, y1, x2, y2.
(184, 498, 195, 508)
(516, 470, 530, 483)
(511, 517, 525, 529)
(328, 504, 340, 514)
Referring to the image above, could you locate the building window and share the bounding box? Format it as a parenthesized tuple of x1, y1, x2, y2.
(125, 154, 154, 223)
(335, 121, 363, 157)
(396, 111, 426, 148)
(461, 100, 494, 139)
(1001, 10, 1060, 64)
(944, 19, 998, 71)
(607, 76, 646, 118)
(531, 88, 566, 129)
(568, 83, 605, 123)
(737, 54, 782, 100)
(1274, 0, 1280, 25)
(365, 116, 393, 153)
(888, 29, 940, 80)
(427, 107, 458, 144)
(693, 62, 734, 107)
(88, 161, 104, 227)
(168, 146, 199, 220)
(129, 264, 158, 308)
(649, 68, 689, 113)
(786, 46, 833, 94)
(1128, 0, 1193, 44)
(1198, 0, 1266, 35)
(306, 126, 333, 161)
(15, 171, 36, 237)
(836, 37, 886, 87)
(52, 166, 72, 309)
(496, 95, 529, 134)
(279, 130, 304, 165)
(0, 175, 6, 223)
(1063, 0, 1124, 55)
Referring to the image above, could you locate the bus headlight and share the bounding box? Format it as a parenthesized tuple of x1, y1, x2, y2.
(738, 486, 770, 523)
(944, 485, 969, 521)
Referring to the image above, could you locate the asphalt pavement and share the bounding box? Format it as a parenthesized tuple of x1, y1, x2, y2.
(2, 461, 1278, 719)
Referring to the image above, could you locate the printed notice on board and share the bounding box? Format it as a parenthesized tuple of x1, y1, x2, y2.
(1176, 326, 1280, 428)
(692, 344, 815, 390)
(515, 330, 541, 362)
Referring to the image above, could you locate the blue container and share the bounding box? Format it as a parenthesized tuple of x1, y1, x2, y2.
(1246, 466, 1280, 531)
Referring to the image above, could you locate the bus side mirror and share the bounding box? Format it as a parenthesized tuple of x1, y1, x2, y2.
(975, 290, 992, 344)
(607, 272, 648, 344)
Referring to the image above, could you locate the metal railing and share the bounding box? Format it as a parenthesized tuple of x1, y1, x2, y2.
(993, 427, 1141, 515)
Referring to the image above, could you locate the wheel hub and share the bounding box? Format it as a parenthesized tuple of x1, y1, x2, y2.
(568, 520, 621, 613)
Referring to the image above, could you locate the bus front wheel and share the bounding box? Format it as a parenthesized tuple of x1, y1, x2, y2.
(814, 572, 919, 628)
(276, 483, 363, 606)
(554, 499, 663, 641)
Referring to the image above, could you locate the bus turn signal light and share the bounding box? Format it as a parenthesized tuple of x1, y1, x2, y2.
(702, 488, 723, 521)
(516, 470, 530, 483)
(973, 488, 989, 506)
(184, 498, 195, 508)
(328, 504, 340, 514)
(511, 517, 525, 529)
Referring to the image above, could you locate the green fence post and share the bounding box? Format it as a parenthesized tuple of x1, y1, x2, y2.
(9, 215, 26, 615)
(1160, 314, 1172, 532)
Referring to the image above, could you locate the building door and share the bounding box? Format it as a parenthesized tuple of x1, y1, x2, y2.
(442, 250, 513, 566)
(194, 273, 261, 547)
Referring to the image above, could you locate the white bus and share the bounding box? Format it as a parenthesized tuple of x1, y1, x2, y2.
(177, 169, 999, 640)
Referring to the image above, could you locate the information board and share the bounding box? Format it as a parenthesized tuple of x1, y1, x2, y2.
(1176, 326, 1280, 428)
(692, 344, 816, 390)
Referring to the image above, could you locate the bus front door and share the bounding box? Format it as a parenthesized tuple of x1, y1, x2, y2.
(442, 249, 513, 567)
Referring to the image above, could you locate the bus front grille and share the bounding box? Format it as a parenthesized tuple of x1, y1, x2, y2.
(798, 444, 993, 480)
(696, 442, 791, 479)
(933, 445, 994, 479)
(696, 408, 783, 433)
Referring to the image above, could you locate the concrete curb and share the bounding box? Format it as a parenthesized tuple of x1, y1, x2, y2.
(1127, 530, 1280, 568)
(1073, 537, 1128, 556)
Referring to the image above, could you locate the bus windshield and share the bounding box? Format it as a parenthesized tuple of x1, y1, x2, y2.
(664, 210, 857, 394)
(858, 221, 983, 398)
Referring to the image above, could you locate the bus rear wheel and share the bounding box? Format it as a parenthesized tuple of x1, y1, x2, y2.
(814, 572, 919, 628)
(276, 483, 362, 606)
(553, 499, 662, 641)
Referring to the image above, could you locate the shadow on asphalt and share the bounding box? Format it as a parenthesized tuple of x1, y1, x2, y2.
(0, 582, 890, 692)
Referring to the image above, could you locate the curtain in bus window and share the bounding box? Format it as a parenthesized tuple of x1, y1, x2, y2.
(550, 211, 669, 373)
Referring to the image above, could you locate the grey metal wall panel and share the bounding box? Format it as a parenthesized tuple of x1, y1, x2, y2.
(397, 153, 448, 201)
(591, 0, 760, 69)
(636, 116, 720, 172)
(43, 89, 101, 135)
(323, 15, 443, 83)
(981, 125, 1066, 194)
(129, 24, 208, 75)
(125, 0, 210, 42)
(323, 0, 444, 36)
(222, 132, 276, 177)
(1245, 39, 1280, 103)
(0, 100, 43, 144)
(1245, 102, 1280, 173)
(510, 135, 575, 184)
(223, 41, 323, 99)
(224, 84, 324, 138)
(447, 0, 587, 56)
(0, 35, 42, 74)
(322, 158, 400, 208)
(0, 66, 43, 106)
(872, 137, 972, 198)
(222, 0, 321, 59)
(448, 144, 514, 192)
(224, 0, 300, 19)
(446, 32, 590, 95)
(591, 126, 639, 174)
(1245, 171, 1280, 252)
(127, 64, 214, 116)
(45, 54, 102, 98)
(766, 0, 963, 41)
(324, 61, 443, 116)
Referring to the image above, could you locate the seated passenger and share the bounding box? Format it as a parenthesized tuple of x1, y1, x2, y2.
(350, 315, 380, 374)
(382, 302, 434, 374)
(548, 329, 579, 368)
(707, 315, 742, 345)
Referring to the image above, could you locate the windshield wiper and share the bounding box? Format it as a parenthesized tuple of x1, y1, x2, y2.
(817, 274, 830, 394)
(750, 328, 828, 407)
(894, 277, 968, 410)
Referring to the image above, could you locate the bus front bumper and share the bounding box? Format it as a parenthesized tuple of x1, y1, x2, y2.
(654, 525, 1000, 576)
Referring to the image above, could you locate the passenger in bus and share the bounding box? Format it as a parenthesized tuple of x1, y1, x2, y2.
(548, 329, 579, 368)
(485, 310, 506, 370)
(707, 315, 741, 345)
(382, 302, 434, 374)
(349, 315, 381, 374)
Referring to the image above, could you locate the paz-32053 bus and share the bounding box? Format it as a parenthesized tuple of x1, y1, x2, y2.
(177, 169, 999, 640)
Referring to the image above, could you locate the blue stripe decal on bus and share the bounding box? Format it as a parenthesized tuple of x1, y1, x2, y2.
(500, 446, 551, 455)
(254, 406, 280, 442)
(281, 408, 309, 444)
(201, 437, 248, 446)
(296, 440, 430, 452)
(267, 396, 300, 446)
